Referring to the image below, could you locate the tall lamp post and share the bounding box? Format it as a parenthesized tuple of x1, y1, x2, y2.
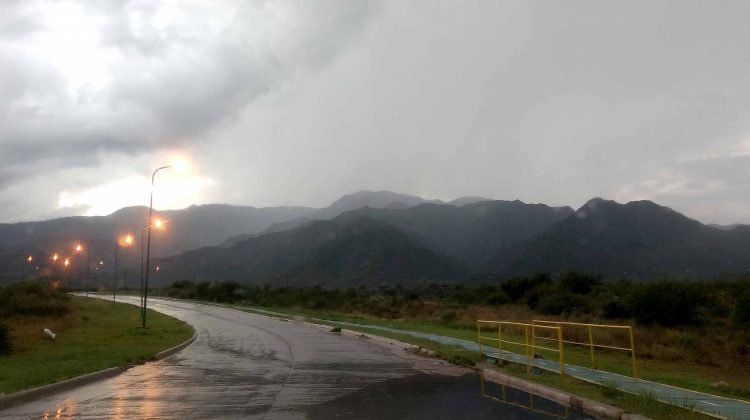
(74, 243, 90, 296)
(143, 165, 171, 328)
(64, 258, 71, 289)
(114, 234, 134, 303)
(139, 218, 163, 323)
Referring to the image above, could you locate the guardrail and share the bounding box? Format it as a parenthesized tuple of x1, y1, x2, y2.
(477, 320, 565, 375)
(532, 320, 637, 378)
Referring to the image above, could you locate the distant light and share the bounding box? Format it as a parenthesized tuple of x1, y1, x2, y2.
(27, 255, 33, 263)
(64, 258, 70, 267)
(153, 219, 163, 229)
(170, 157, 190, 173)
(75, 244, 83, 253)
(52, 253, 59, 262)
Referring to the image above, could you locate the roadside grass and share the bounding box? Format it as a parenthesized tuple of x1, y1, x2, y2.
(211, 302, 731, 419)
(218, 303, 750, 400)
(0, 296, 193, 394)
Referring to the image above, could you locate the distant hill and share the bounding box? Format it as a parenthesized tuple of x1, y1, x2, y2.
(6, 192, 750, 287)
(0, 204, 313, 284)
(347, 200, 573, 271)
(154, 214, 467, 287)
(499, 198, 750, 279)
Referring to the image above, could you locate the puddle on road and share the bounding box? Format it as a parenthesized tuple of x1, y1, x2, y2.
(305, 373, 593, 420)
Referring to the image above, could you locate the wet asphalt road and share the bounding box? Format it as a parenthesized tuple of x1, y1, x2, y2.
(2, 297, 587, 419)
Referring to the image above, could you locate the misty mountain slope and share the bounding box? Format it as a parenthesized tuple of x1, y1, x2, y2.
(154, 214, 468, 287)
(347, 200, 574, 270)
(499, 198, 750, 279)
(0, 204, 315, 281)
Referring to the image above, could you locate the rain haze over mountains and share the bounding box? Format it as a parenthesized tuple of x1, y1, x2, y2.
(3, 2, 750, 285)
(2, 1, 750, 225)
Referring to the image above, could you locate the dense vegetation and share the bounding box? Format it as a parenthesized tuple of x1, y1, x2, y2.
(155, 273, 750, 371)
(0, 281, 73, 355)
(157, 273, 748, 327)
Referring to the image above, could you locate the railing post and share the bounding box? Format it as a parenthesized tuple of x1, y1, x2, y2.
(588, 325, 595, 368)
(477, 321, 483, 361)
(557, 326, 565, 375)
(498, 323, 503, 366)
(524, 325, 530, 373)
(629, 326, 638, 378)
(531, 324, 536, 359)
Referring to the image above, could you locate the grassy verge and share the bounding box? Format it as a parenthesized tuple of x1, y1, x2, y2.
(0, 296, 193, 394)
(211, 303, 749, 400)
(215, 302, 715, 419)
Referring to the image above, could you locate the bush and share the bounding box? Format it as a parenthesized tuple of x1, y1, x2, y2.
(601, 298, 631, 319)
(734, 289, 750, 327)
(484, 290, 511, 306)
(0, 322, 12, 355)
(536, 291, 591, 315)
(560, 272, 602, 295)
(628, 281, 707, 327)
(0, 281, 71, 318)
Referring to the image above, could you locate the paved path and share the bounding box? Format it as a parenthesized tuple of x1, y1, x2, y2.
(1, 297, 586, 419)
(270, 314, 749, 420)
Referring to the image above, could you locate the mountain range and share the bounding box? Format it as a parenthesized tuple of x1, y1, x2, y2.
(2, 191, 750, 287)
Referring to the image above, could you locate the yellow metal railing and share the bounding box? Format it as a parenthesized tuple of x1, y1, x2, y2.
(477, 320, 565, 375)
(532, 320, 638, 378)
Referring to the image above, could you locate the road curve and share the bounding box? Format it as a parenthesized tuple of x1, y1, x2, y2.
(1, 296, 580, 419)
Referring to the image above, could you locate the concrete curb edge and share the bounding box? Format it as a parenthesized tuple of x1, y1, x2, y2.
(0, 326, 197, 412)
(155, 330, 197, 360)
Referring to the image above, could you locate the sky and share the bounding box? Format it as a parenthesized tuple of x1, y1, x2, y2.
(2, 1, 750, 225)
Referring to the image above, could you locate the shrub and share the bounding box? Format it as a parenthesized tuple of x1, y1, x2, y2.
(0, 322, 12, 355)
(0, 281, 71, 318)
(733, 289, 750, 327)
(628, 281, 707, 327)
(560, 271, 602, 295)
(601, 298, 630, 319)
(484, 290, 511, 306)
(536, 291, 591, 315)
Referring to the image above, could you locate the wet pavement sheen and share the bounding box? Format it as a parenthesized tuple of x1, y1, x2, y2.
(2, 297, 587, 419)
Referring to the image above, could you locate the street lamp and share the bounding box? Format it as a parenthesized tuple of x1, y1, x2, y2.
(73, 242, 91, 296)
(139, 218, 164, 322)
(22, 255, 33, 279)
(143, 166, 171, 328)
(63, 257, 71, 289)
(114, 233, 135, 303)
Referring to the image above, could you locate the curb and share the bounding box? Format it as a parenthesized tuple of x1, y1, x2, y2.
(0, 366, 126, 411)
(0, 326, 197, 412)
(481, 368, 640, 420)
(155, 330, 197, 360)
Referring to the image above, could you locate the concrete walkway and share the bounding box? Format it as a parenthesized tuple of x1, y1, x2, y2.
(243, 307, 750, 419)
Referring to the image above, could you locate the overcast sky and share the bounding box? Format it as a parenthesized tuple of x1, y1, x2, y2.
(2, 1, 750, 225)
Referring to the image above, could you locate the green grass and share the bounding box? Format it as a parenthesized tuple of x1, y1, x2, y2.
(211, 302, 719, 419)
(0, 296, 193, 394)
(213, 303, 750, 400)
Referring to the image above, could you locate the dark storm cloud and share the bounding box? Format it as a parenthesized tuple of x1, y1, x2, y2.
(0, 1, 381, 198)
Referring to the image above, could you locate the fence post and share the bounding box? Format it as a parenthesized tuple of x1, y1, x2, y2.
(498, 323, 503, 366)
(531, 324, 536, 359)
(477, 321, 483, 361)
(629, 326, 638, 378)
(557, 326, 565, 375)
(524, 325, 530, 373)
(588, 325, 595, 368)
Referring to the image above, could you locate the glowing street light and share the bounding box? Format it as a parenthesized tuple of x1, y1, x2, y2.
(73, 242, 91, 296)
(139, 218, 165, 320)
(21, 255, 33, 279)
(52, 253, 59, 263)
(113, 233, 135, 303)
(64, 257, 71, 289)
